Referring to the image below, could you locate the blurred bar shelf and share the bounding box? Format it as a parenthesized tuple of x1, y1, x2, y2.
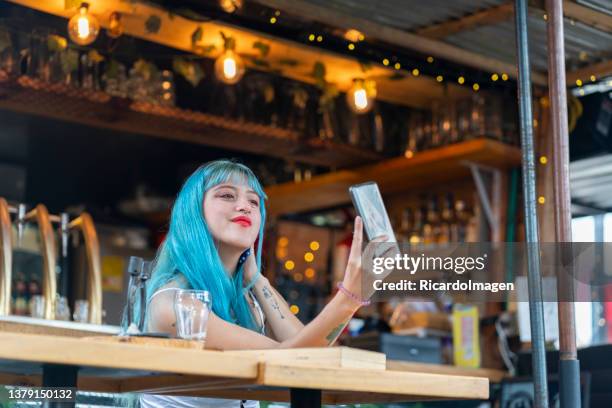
(0, 72, 382, 168)
(266, 138, 522, 216)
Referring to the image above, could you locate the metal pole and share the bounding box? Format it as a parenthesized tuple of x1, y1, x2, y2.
(545, 0, 581, 406)
(514, 1, 549, 407)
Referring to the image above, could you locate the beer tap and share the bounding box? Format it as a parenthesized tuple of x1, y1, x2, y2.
(23, 204, 57, 320)
(0, 198, 12, 316)
(66, 213, 102, 324)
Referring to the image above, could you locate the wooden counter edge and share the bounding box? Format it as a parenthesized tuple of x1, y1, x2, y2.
(257, 363, 489, 400)
(387, 360, 507, 383)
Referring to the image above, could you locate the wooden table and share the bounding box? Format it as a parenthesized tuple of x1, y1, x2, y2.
(0, 330, 490, 407)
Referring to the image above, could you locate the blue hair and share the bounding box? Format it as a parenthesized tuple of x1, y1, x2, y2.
(145, 159, 267, 331)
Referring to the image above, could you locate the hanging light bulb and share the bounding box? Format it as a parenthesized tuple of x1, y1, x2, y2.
(107, 12, 123, 39)
(67, 3, 100, 45)
(346, 78, 376, 114)
(214, 49, 245, 84)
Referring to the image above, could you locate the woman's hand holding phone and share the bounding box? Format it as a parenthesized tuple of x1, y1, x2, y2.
(340, 216, 388, 307)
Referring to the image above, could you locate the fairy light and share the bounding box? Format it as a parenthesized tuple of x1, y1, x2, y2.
(458, 76, 465, 84)
(308, 34, 315, 42)
(382, 58, 390, 66)
(305, 268, 315, 279)
(491, 73, 499, 81)
(269, 16, 277, 24)
(394, 62, 401, 70)
(293, 273, 303, 282)
(576, 79, 583, 87)
(436, 75, 443, 82)
(472, 83, 480, 91)
(538, 196, 546, 204)
(427, 56, 434, 63)
(540, 156, 548, 164)
(501, 73, 509, 81)
(404, 149, 414, 158)
(304, 252, 314, 262)
(412, 68, 419, 77)
(590, 75, 596, 82)
(316, 35, 323, 42)
(309, 241, 320, 251)
(284, 260, 295, 270)
(278, 236, 289, 247)
(348, 43, 355, 50)
(290, 305, 300, 314)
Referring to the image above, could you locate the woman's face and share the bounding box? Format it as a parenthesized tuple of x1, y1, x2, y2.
(203, 181, 262, 250)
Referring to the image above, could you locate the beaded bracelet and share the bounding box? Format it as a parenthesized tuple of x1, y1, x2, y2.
(336, 282, 371, 306)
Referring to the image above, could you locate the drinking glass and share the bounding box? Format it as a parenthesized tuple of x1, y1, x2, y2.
(55, 296, 71, 321)
(73, 299, 89, 323)
(29, 295, 45, 318)
(174, 289, 211, 342)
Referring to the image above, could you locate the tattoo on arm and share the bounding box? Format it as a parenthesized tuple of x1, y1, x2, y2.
(262, 285, 285, 319)
(326, 320, 348, 345)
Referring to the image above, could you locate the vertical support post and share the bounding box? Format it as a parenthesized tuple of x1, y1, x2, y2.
(545, 0, 581, 407)
(514, 1, 549, 407)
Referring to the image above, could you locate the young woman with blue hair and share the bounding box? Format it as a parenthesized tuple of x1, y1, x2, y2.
(139, 159, 385, 407)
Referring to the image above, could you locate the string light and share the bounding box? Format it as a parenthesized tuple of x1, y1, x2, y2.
(308, 34, 315, 42)
(427, 56, 434, 63)
(344, 29, 364, 43)
(214, 49, 245, 84)
(293, 273, 303, 282)
(304, 252, 314, 262)
(436, 75, 443, 82)
(472, 83, 480, 91)
(394, 62, 401, 70)
(275, 10, 281, 16)
(67, 3, 99, 45)
(219, 0, 243, 13)
(458, 76, 465, 84)
(382, 58, 390, 66)
(269, 16, 277, 24)
(501, 73, 509, 81)
(412, 68, 419, 77)
(305, 268, 316, 279)
(348, 43, 355, 50)
(538, 196, 546, 204)
(540, 156, 548, 164)
(316, 35, 323, 42)
(491, 73, 499, 81)
(576, 79, 583, 87)
(404, 149, 414, 158)
(309, 241, 320, 251)
(284, 260, 295, 270)
(590, 75, 596, 82)
(278, 237, 289, 247)
(290, 305, 300, 314)
(347, 78, 376, 114)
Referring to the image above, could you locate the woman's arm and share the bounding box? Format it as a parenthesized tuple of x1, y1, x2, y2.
(148, 287, 358, 350)
(250, 275, 304, 341)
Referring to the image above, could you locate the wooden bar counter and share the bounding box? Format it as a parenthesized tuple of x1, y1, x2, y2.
(0, 318, 492, 407)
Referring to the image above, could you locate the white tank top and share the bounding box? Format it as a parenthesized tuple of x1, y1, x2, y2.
(139, 288, 265, 408)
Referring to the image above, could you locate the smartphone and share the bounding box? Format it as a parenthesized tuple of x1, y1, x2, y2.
(349, 181, 397, 243)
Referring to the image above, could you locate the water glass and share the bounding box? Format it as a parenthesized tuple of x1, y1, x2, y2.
(55, 296, 71, 321)
(73, 299, 89, 323)
(29, 295, 45, 318)
(174, 289, 211, 342)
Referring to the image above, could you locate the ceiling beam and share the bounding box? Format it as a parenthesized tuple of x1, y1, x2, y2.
(416, 2, 515, 39)
(566, 60, 612, 84)
(563, 0, 612, 33)
(250, 0, 548, 85)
